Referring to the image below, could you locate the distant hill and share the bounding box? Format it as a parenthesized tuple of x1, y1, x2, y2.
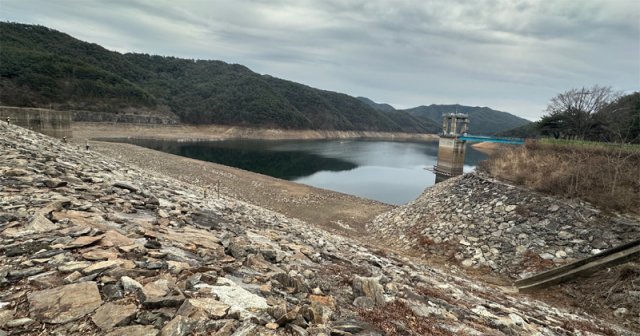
(403, 104, 531, 135)
(0, 22, 431, 133)
(357, 97, 396, 113)
(357, 97, 440, 133)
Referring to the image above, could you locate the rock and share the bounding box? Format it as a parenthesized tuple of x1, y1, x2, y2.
(265, 322, 278, 330)
(160, 316, 194, 336)
(230, 321, 258, 336)
(143, 279, 171, 298)
(59, 261, 93, 273)
(201, 278, 268, 316)
(91, 302, 137, 330)
(176, 298, 230, 319)
(142, 295, 185, 309)
(0, 310, 14, 327)
(28, 282, 102, 324)
(5, 318, 34, 328)
(353, 296, 375, 309)
(113, 181, 139, 193)
(65, 235, 103, 248)
(121, 276, 144, 294)
(539, 253, 555, 260)
(82, 260, 122, 275)
(352, 276, 385, 306)
(613, 307, 628, 317)
(8, 266, 45, 279)
(44, 178, 67, 188)
(105, 325, 158, 336)
(2, 214, 57, 238)
(555, 250, 567, 258)
(145, 240, 162, 249)
(102, 283, 125, 301)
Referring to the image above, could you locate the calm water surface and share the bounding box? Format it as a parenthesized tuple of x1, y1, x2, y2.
(104, 139, 487, 205)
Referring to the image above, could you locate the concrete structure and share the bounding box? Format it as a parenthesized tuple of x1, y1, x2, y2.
(0, 106, 72, 138)
(434, 113, 469, 181)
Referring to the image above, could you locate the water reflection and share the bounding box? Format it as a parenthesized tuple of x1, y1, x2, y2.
(99, 138, 487, 205)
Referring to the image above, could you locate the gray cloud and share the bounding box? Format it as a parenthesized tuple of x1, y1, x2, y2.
(2, 0, 638, 120)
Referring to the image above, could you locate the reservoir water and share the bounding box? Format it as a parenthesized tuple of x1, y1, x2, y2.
(104, 139, 487, 205)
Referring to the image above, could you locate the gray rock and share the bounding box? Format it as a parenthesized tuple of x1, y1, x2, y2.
(5, 318, 34, 328)
(353, 296, 375, 309)
(352, 276, 385, 306)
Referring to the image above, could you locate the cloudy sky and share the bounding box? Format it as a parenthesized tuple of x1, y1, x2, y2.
(2, 0, 639, 120)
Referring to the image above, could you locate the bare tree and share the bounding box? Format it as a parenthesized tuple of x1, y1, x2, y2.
(543, 85, 620, 140)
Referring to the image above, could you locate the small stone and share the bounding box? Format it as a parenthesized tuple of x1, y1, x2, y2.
(548, 204, 560, 212)
(613, 307, 628, 317)
(142, 295, 185, 309)
(102, 283, 125, 301)
(145, 240, 162, 249)
(65, 235, 103, 249)
(505, 205, 517, 212)
(6, 318, 34, 328)
(352, 276, 385, 306)
(8, 266, 44, 279)
(160, 316, 193, 336)
(539, 253, 555, 260)
(105, 325, 158, 336)
(265, 322, 279, 330)
(44, 178, 67, 188)
(92, 302, 137, 330)
(121, 276, 144, 294)
(176, 298, 230, 319)
(82, 260, 121, 275)
(461, 259, 474, 267)
(555, 250, 567, 258)
(63, 271, 82, 284)
(59, 261, 93, 273)
(353, 296, 375, 309)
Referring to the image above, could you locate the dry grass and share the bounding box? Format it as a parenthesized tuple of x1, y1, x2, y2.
(356, 300, 457, 335)
(480, 140, 640, 214)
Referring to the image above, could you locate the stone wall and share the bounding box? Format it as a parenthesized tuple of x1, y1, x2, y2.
(370, 173, 640, 278)
(0, 106, 72, 138)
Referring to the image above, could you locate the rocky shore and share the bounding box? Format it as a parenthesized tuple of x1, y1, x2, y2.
(0, 122, 635, 335)
(370, 173, 640, 278)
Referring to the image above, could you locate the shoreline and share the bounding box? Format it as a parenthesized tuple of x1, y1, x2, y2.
(72, 122, 440, 142)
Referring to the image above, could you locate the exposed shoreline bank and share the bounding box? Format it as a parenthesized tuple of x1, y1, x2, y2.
(72, 122, 440, 142)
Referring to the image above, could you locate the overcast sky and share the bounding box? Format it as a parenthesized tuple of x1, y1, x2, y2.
(2, 0, 639, 120)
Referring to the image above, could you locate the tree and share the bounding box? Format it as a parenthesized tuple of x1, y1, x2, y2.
(542, 85, 619, 141)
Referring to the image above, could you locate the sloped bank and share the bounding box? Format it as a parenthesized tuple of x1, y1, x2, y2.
(369, 173, 640, 278)
(1, 122, 634, 335)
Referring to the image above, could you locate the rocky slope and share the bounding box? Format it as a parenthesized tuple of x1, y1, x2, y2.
(0, 122, 634, 335)
(370, 173, 640, 279)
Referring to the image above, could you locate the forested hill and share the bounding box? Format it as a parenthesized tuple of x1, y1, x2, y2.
(403, 104, 531, 135)
(0, 22, 438, 132)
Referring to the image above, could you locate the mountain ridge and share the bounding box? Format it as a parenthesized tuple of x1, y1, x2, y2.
(0, 22, 528, 134)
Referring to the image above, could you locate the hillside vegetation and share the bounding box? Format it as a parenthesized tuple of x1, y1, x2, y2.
(403, 104, 531, 135)
(0, 22, 440, 132)
(500, 87, 640, 144)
